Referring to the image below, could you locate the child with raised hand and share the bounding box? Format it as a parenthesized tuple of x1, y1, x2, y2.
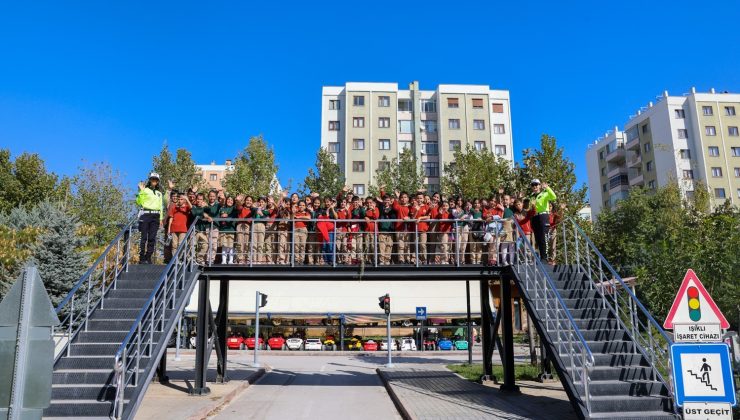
(218, 196, 237, 264)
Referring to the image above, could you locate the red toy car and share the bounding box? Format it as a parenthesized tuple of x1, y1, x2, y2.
(244, 337, 264, 350)
(267, 335, 286, 350)
(226, 335, 245, 350)
(363, 340, 378, 351)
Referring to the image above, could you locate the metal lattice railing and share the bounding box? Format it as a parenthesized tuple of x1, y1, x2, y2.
(510, 217, 595, 413)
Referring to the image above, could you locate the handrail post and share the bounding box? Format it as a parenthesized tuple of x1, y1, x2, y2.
(563, 221, 568, 266)
(583, 352, 591, 413)
(573, 223, 580, 272)
(290, 220, 295, 267)
(67, 295, 74, 357)
(414, 221, 419, 268)
(455, 224, 460, 267)
(373, 222, 378, 268)
(84, 273, 92, 332)
(332, 220, 337, 268)
(207, 221, 214, 266)
(249, 221, 254, 268)
(114, 239, 121, 290)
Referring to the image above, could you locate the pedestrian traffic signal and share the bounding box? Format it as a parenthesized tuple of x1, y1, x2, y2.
(259, 292, 268, 308)
(686, 286, 700, 322)
(378, 294, 390, 315)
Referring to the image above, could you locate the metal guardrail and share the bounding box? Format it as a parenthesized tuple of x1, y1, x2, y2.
(510, 217, 595, 413)
(111, 220, 198, 420)
(52, 215, 139, 359)
(564, 218, 674, 393)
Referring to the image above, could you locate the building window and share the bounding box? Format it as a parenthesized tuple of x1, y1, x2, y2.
(675, 109, 685, 119)
(378, 96, 390, 107)
(378, 161, 390, 171)
(705, 126, 716, 136)
(328, 142, 339, 153)
(491, 103, 504, 113)
(420, 99, 436, 113)
(448, 119, 461, 129)
(599, 151, 604, 160)
(399, 141, 412, 151)
(644, 143, 651, 153)
(352, 161, 365, 172)
(353, 117, 365, 128)
(682, 170, 694, 179)
(646, 161, 653, 172)
(209, 174, 218, 181)
(711, 167, 722, 177)
(447, 97, 459, 108)
(725, 106, 736, 116)
(328, 121, 340, 131)
(735, 167, 740, 177)
(680, 149, 691, 159)
(353, 95, 365, 106)
(642, 124, 649, 133)
(677, 129, 688, 139)
(601, 167, 606, 176)
(449, 140, 461, 151)
(493, 124, 506, 134)
(648, 180, 656, 189)
(708, 146, 720, 157)
(398, 120, 413, 133)
(474, 141, 486, 151)
(702, 106, 713, 116)
(714, 188, 726, 199)
(378, 139, 390, 150)
(472, 98, 484, 108)
(353, 184, 365, 196)
(602, 183, 607, 192)
(329, 100, 340, 110)
(473, 119, 485, 130)
(732, 147, 740, 157)
(421, 142, 439, 155)
(352, 139, 365, 150)
(494, 145, 507, 156)
(423, 162, 439, 177)
(729, 126, 739, 136)
(737, 189, 740, 199)
(378, 117, 390, 128)
(422, 120, 437, 133)
(398, 99, 412, 112)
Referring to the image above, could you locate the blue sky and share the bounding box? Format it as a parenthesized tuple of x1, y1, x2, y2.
(1, 1, 739, 197)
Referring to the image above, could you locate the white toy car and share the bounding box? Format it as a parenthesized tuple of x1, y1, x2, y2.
(400, 337, 417, 351)
(304, 338, 323, 351)
(286, 337, 304, 351)
(380, 339, 399, 351)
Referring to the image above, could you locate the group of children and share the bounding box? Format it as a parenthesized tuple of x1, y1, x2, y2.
(160, 185, 563, 266)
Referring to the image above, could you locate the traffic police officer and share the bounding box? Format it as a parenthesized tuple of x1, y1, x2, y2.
(136, 172, 165, 264)
(529, 179, 557, 262)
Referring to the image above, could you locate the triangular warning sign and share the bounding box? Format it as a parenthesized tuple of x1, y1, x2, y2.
(663, 269, 729, 329)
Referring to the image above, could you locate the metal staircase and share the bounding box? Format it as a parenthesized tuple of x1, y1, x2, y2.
(510, 218, 678, 420)
(45, 218, 200, 419)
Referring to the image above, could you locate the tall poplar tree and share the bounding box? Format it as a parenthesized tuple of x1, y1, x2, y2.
(223, 135, 279, 197)
(300, 147, 345, 197)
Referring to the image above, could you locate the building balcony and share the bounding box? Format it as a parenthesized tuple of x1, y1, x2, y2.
(627, 154, 642, 168)
(605, 146, 626, 163)
(609, 174, 630, 193)
(607, 165, 628, 179)
(629, 173, 644, 186)
(625, 137, 640, 151)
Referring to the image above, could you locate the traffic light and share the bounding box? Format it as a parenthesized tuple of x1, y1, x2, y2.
(259, 292, 268, 308)
(378, 294, 390, 315)
(686, 286, 700, 322)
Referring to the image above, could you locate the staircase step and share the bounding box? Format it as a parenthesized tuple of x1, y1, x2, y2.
(589, 411, 678, 419)
(579, 329, 628, 341)
(559, 288, 599, 299)
(574, 318, 619, 330)
(584, 366, 655, 381)
(90, 309, 142, 320)
(581, 380, 669, 397)
(51, 384, 135, 400)
(87, 319, 136, 331)
(53, 370, 114, 385)
(589, 353, 649, 367)
(103, 297, 151, 309)
(107, 289, 154, 299)
(44, 400, 117, 417)
(566, 307, 614, 319)
(590, 395, 673, 413)
(587, 340, 636, 353)
(116, 279, 161, 290)
(560, 298, 605, 310)
(56, 356, 117, 370)
(76, 331, 129, 343)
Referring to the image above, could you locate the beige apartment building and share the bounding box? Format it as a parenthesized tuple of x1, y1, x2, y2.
(195, 160, 234, 190)
(321, 82, 513, 196)
(587, 88, 740, 216)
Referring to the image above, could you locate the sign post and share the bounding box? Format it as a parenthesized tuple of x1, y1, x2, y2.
(416, 307, 427, 354)
(663, 269, 736, 419)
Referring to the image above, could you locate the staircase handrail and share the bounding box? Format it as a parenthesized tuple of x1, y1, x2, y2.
(53, 215, 139, 359)
(111, 219, 199, 420)
(511, 217, 595, 413)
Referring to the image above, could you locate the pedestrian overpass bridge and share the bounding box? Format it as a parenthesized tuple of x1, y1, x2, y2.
(45, 217, 678, 420)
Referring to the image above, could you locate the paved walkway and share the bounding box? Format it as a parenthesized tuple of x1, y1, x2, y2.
(378, 366, 577, 420)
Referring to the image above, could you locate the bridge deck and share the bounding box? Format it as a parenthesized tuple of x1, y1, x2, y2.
(200, 264, 510, 280)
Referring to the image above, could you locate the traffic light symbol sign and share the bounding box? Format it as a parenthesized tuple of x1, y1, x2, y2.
(686, 286, 700, 322)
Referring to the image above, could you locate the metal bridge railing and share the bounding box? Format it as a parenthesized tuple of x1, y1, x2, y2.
(563, 218, 674, 393)
(510, 217, 595, 413)
(111, 220, 198, 420)
(52, 215, 139, 359)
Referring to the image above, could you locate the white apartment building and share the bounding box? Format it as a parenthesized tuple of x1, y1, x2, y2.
(321, 81, 513, 196)
(587, 88, 740, 217)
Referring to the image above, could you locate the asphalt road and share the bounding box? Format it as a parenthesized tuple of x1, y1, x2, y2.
(211, 353, 481, 420)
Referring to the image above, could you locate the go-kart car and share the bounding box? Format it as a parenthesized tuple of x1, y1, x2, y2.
(323, 335, 336, 350)
(380, 339, 398, 351)
(363, 340, 378, 351)
(244, 337, 264, 350)
(453, 339, 469, 350)
(304, 338, 323, 351)
(226, 335, 245, 350)
(437, 338, 454, 351)
(423, 338, 437, 350)
(267, 335, 286, 350)
(346, 336, 363, 350)
(400, 337, 417, 351)
(286, 337, 304, 350)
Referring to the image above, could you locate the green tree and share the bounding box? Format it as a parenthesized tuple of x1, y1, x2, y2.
(300, 147, 345, 197)
(519, 134, 588, 216)
(223, 135, 279, 197)
(0, 224, 41, 300)
(0, 149, 66, 212)
(151, 143, 176, 188)
(441, 144, 516, 198)
(71, 162, 131, 247)
(369, 148, 424, 196)
(151, 143, 206, 192)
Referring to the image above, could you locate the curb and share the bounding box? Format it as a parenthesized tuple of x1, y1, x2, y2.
(376, 368, 413, 420)
(185, 368, 266, 420)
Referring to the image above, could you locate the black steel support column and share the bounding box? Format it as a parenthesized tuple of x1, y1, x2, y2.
(479, 279, 493, 380)
(339, 317, 345, 351)
(156, 352, 168, 384)
(191, 277, 211, 395)
(540, 341, 553, 380)
(499, 275, 520, 393)
(466, 280, 473, 365)
(216, 279, 229, 383)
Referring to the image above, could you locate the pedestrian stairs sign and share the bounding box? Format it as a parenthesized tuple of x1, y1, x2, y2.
(663, 269, 729, 343)
(670, 343, 736, 407)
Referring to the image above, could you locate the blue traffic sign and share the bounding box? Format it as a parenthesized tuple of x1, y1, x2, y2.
(416, 307, 427, 320)
(671, 343, 736, 407)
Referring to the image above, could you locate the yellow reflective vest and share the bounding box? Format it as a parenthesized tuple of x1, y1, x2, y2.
(136, 187, 164, 220)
